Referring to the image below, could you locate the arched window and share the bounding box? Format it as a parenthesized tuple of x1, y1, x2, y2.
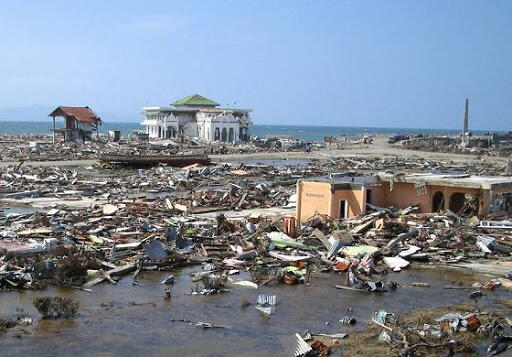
(449, 192, 479, 215)
(449, 192, 465, 213)
(214, 128, 220, 141)
(221, 128, 227, 142)
(228, 128, 234, 142)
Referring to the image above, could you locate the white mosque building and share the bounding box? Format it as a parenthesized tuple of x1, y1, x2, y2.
(140, 94, 252, 143)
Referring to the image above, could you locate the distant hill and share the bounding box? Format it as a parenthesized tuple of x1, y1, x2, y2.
(0, 105, 140, 122)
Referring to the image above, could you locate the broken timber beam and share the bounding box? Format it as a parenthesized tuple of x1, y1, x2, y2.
(82, 262, 137, 288)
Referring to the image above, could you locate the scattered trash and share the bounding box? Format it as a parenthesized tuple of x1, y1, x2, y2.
(373, 310, 397, 325)
(383, 256, 410, 271)
(229, 279, 258, 289)
(294, 332, 313, 357)
(257, 294, 277, 306)
(161, 275, 175, 285)
(256, 294, 277, 315)
(339, 316, 357, 325)
(194, 321, 227, 329)
(145, 240, 168, 261)
(411, 282, 431, 287)
(164, 288, 171, 300)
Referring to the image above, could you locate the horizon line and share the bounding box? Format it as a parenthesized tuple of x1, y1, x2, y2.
(0, 119, 506, 132)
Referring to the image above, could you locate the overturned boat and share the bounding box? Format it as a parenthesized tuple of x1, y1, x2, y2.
(99, 153, 210, 167)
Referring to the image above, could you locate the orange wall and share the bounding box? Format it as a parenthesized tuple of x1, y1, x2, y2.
(296, 181, 332, 222)
(297, 179, 497, 223)
(330, 187, 366, 218)
(372, 182, 431, 211)
(372, 182, 489, 214)
(297, 181, 366, 222)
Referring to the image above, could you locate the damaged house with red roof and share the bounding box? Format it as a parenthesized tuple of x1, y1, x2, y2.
(49, 106, 102, 143)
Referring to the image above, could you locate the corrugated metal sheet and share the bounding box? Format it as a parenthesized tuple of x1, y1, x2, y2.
(327, 239, 344, 259)
(254, 305, 272, 315)
(49, 106, 101, 125)
(294, 333, 312, 356)
(257, 294, 276, 306)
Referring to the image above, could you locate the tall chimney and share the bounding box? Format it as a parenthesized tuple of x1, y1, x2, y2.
(463, 98, 469, 134)
(462, 98, 469, 145)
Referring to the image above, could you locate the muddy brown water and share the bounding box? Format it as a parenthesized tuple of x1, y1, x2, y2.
(1, 267, 511, 356)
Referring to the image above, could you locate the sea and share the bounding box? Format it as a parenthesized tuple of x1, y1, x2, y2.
(0, 121, 483, 142)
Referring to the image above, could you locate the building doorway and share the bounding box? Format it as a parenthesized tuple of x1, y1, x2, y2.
(228, 128, 234, 142)
(214, 128, 220, 141)
(166, 127, 177, 139)
(221, 128, 227, 142)
(158, 127, 162, 138)
(432, 191, 444, 212)
(339, 200, 348, 219)
(239, 127, 248, 141)
(366, 189, 373, 205)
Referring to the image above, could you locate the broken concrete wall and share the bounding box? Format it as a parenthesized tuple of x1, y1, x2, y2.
(179, 113, 199, 138)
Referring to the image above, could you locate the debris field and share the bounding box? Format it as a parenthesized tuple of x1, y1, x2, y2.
(0, 150, 511, 355)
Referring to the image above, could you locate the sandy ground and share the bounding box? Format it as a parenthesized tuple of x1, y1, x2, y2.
(214, 136, 509, 164)
(0, 136, 507, 167)
(0, 159, 98, 168)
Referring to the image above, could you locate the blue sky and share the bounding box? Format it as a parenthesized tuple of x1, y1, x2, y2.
(0, 0, 510, 129)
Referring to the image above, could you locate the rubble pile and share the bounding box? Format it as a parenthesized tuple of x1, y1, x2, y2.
(0, 153, 511, 354)
(402, 135, 512, 157)
(0, 137, 104, 162)
(321, 303, 512, 356)
(326, 156, 509, 176)
(1, 181, 511, 289)
(0, 134, 323, 162)
(0, 159, 511, 290)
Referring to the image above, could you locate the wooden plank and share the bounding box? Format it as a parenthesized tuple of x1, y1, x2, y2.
(311, 228, 331, 249)
(82, 262, 137, 288)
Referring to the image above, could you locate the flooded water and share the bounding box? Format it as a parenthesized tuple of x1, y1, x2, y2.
(1, 266, 510, 356)
(0, 122, 477, 141)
